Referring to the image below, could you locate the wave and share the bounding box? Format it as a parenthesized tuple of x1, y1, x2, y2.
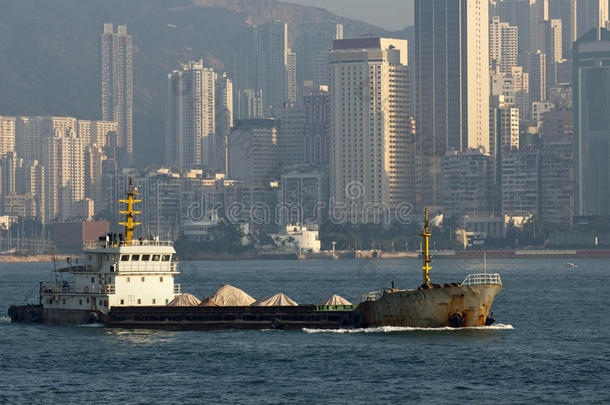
(302, 324, 514, 334)
(0, 316, 11, 323)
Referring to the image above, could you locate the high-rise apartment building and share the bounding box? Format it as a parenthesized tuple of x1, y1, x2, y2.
(228, 119, 280, 186)
(501, 147, 540, 215)
(0, 116, 16, 159)
(574, 28, 610, 215)
(415, 0, 489, 208)
(490, 17, 519, 73)
(329, 38, 411, 220)
(528, 51, 547, 102)
(101, 23, 133, 167)
(165, 60, 216, 169)
(43, 129, 86, 221)
(542, 19, 564, 89)
(441, 150, 494, 218)
(540, 110, 573, 223)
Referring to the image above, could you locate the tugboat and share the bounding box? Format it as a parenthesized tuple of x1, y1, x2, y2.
(9, 181, 503, 329)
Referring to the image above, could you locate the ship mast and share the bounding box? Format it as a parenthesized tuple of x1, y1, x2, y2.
(418, 208, 432, 285)
(119, 178, 141, 244)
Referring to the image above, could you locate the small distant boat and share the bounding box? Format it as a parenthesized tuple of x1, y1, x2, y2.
(567, 262, 578, 268)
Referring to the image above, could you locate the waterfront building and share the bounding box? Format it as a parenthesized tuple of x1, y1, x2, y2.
(101, 23, 133, 167)
(501, 147, 540, 215)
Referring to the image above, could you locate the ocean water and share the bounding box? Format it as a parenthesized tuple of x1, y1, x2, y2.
(1, 258, 609, 404)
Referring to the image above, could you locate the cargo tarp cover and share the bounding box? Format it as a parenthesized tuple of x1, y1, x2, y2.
(168, 293, 202, 306)
(252, 293, 298, 306)
(203, 284, 256, 306)
(318, 295, 352, 306)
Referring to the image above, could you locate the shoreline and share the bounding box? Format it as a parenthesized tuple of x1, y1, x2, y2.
(1, 249, 609, 263)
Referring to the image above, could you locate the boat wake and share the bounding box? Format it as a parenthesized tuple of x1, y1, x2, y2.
(0, 316, 11, 323)
(78, 323, 105, 328)
(302, 324, 514, 334)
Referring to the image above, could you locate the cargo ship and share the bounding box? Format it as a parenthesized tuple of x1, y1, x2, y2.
(8, 181, 502, 330)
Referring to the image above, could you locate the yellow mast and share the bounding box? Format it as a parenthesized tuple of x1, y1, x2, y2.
(119, 178, 141, 244)
(418, 208, 432, 285)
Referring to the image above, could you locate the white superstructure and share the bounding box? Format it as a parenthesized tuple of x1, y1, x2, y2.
(39, 180, 180, 313)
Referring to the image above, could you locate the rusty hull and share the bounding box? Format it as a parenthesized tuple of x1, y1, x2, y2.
(357, 284, 502, 328)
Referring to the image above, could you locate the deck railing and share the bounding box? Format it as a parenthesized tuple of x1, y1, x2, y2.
(461, 273, 502, 286)
(83, 240, 174, 249)
(360, 290, 382, 302)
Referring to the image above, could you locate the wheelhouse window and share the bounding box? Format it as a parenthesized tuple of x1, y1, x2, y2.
(152, 255, 160, 261)
(142, 255, 151, 261)
(131, 255, 140, 261)
(162, 255, 171, 261)
(121, 255, 130, 261)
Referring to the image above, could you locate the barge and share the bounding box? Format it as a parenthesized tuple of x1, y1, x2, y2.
(8, 181, 502, 330)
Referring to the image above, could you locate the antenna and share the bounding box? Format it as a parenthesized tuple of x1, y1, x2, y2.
(418, 208, 432, 285)
(119, 178, 142, 244)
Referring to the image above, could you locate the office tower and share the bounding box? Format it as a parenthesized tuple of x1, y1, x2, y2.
(276, 106, 305, 167)
(100, 23, 133, 167)
(542, 19, 563, 88)
(165, 60, 216, 169)
(329, 38, 411, 220)
(303, 88, 330, 165)
(441, 150, 493, 218)
(577, 0, 608, 39)
(530, 0, 549, 52)
(501, 147, 540, 215)
(43, 129, 86, 221)
(257, 21, 289, 109)
(296, 22, 343, 94)
(540, 110, 573, 222)
(550, 0, 577, 57)
(415, 0, 489, 208)
(215, 72, 234, 174)
(574, 28, 610, 215)
(0, 116, 15, 159)
(228, 119, 280, 186)
(528, 51, 547, 102)
(235, 89, 263, 120)
(231, 22, 290, 111)
(231, 23, 258, 95)
(490, 17, 519, 73)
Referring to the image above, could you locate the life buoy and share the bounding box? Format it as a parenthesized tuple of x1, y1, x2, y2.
(84, 286, 89, 293)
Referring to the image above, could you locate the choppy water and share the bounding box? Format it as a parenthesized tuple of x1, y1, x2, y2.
(1, 258, 609, 403)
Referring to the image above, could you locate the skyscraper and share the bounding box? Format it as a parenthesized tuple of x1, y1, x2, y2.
(101, 23, 133, 167)
(0, 116, 16, 159)
(329, 38, 411, 221)
(165, 60, 216, 169)
(574, 28, 610, 215)
(215, 72, 234, 174)
(296, 22, 343, 93)
(415, 0, 490, 208)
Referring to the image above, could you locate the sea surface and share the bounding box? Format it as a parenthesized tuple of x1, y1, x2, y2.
(1, 258, 609, 404)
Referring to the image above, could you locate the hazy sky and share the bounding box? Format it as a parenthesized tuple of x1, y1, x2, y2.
(282, 0, 414, 31)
